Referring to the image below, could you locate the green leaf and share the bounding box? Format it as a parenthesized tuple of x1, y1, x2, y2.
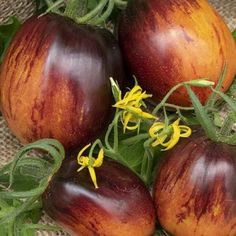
(205, 65, 227, 110)
(0, 17, 21, 63)
(119, 137, 145, 171)
(185, 85, 217, 140)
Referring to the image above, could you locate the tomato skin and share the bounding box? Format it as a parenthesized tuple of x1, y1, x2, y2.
(118, 0, 236, 105)
(0, 13, 125, 150)
(154, 129, 236, 236)
(43, 157, 156, 236)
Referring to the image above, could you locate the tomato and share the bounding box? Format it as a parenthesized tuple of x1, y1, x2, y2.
(43, 157, 155, 236)
(118, 0, 236, 105)
(0, 13, 125, 150)
(154, 129, 236, 236)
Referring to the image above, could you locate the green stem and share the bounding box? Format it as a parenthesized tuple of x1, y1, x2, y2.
(44, 0, 54, 8)
(140, 152, 148, 183)
(105, 122, 115, 150)
(144, 148, 154, 185)
(140, 139, 154, 183)
(89, 0, 115, 25)
(152, 83, 184, 115)
(104, 110, 122, 151)
(88, 139, 103, 157)
(113, 110, 120, 152)
(75, 0, 108, 24)
(7, 220, 14, 236)
(164, 103, 194, 111)
(176, 108, 189, 124)
(163, 106, 169, 126)
(45, 0, 64, 14)
(114, 0, 127, 9)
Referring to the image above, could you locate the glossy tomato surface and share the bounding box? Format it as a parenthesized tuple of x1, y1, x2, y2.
(0, 13, 125, 150)
(119, 0, 236, 105)
(43, 157, 155, 236)
(154, 129, 236, 236)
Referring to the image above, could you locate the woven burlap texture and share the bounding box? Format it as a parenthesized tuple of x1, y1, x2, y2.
(0, 0, 36, 24)
(0, 0, 235, 235)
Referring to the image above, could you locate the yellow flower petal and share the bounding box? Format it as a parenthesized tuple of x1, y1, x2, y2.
(77, 143, 91, 162)
(125, 123, 140, 131)
(173, 118, 180, 126)
(88, 166, 98, 189)
(123, 112, 133, 132)
(161, 123, 181, 150)
(127, 106, 156, 120)
(151, 135, 168, 147)
(149, 118, 191, 150)
(149, 122, 165, 138)
(94, 148, 104, 167)
(113, 84, 154, 133)
(77, 165, 85, 172)
(179, 125, 192, 137)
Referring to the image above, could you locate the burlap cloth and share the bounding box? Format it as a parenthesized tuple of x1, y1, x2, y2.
(0, 0, 235, 235)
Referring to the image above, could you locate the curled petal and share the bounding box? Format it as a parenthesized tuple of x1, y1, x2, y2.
(77, 143, 91, 162)
(151, 135, 168, 147)
(149, 122, 165, 138)
(123, 112, 134, 132)
(124, 85, 142, 100)
(122, 111, 140, 132)
(161, 124, 181, 150)
(149, 118, 191, 150)
(179, 125, 192, 137)
(113, 84, 154, 133)
(125, 123, 140, 131)
(94, 148, 104, 167)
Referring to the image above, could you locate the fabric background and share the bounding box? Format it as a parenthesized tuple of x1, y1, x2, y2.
(0, 0, 235, 235)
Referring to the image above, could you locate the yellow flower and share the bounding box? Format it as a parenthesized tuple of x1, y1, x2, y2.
(113, 85, 156, 132)
(149, 118, 191, 150)
(77, 144, 104, 188)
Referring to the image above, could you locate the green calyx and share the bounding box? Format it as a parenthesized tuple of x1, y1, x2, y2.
(44, 0, 128, 26)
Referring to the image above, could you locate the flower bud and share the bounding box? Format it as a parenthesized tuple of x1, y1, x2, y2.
(185, 79, 215, 87)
